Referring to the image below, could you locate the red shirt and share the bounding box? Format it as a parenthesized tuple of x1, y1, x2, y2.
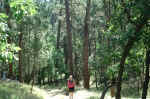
(67, 80, 75, 88)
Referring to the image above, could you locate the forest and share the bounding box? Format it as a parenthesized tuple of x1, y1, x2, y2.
(0, 0, 150, 99)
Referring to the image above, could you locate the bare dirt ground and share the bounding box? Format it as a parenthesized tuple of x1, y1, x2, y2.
(41, 87, 142, 99)
(46, 89, 99, 99)
(43, 88, 100, 99)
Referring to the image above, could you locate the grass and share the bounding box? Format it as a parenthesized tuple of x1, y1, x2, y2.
(0, 80, 46, 99)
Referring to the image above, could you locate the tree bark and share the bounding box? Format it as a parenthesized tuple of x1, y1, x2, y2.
(74, 52, 80, 85)
(18, 32, 23, 82)
(100, 84, 114, 99)
(95, 71, 98, 89)
(31, 49, 37, 93)
(65, 0, 73, 75)
(5, 0, 13, 78)
(56, 18, 61, 49)
(83, 0, 91, 89)
(115, 17, 148, 99)
(55, 0, 62, 69)
(27, 26, 31, 83)
(56, 0, 62, 49)
(64, 36, 68, 68)
(141, 49, 150, 99)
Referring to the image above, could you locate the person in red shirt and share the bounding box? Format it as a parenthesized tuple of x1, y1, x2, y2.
(67, 75, 75, 99)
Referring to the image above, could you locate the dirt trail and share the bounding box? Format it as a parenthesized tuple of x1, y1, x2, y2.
(39, 86, 143, 99)
(42, 88, 141, 99)
(45, 88, 100, 99)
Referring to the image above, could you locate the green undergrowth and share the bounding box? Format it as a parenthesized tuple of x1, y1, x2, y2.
(0, 80, 44, 99)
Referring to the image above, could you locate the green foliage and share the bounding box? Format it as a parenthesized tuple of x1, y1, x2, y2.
(106, 63, 119, 79)
(32, 35, 42, 55)
(0, 1, 149, 98)
(0, 43, 20, 62)
(0, 14, 19, 62)
(10, 0, 36, 22)
(0, 0, 36, 62)
(0, 13, 8, 22)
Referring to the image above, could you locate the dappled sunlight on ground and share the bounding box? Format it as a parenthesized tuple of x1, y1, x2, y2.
(0, 80, 147, 99)
(41, 87, 100, 99)
(32, 87, 50, 99)
(43, 88, 100, 99)
(74, 90, 99, 99)
(42, 87, 142, 99)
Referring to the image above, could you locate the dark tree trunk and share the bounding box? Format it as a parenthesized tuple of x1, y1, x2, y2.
(8, 63, 13, 78)
(27, 27, 31, 83)
(31, 71, 35, 93)
(94, 40, 98, 89)
(65, 0, 73, 75)
(5, 0, 13, 79)
(83, 0, 91, 89)
(141, 49, 150, 99)
(56, 0, 63, 49)
(74, 52, 80, 85)
(115, 17, 148, 99)
(41, 68, 45, 85)
(64, 36, 68, 70)
(56, 18, 61, 49)
(48, 73, 50, 84)
(38, 70, 41, 85)
(55, 0, 62, 69)
(18, 32, 23, 82)
(8, 34, 13, 79)
(73, 26, 80, 85)
(95, 71, 98, 89)
(100, 84, 114, 99)
(31, 52, 36, 93)
(88, 40, 91, 56)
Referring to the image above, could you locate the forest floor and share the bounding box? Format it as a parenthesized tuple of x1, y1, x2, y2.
(41, 85, 142, 99)
(0, 80, 149, 99)
(44, 88, 100, 99)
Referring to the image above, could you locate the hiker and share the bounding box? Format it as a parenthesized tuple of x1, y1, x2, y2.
(67, 75, 75, 99)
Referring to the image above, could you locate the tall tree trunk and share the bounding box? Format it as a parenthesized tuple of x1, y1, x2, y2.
(73, 26, 80, 85)
(141, 48, 150, 99)
(95, 71, 98, 89)
(74, 52, 80, 85)
(8, 63, 13, 78)
(64, 36, 68, 77)
(94, 39, 98, 89)
(65, 0, 73, 75)
(18, 32, 23, 82)
(31, 50, 36, 93)
(27, 26, 31, 83)
(5, 0, 13, 78)
(115, 17, 148, 99)
(56, 0, 62, 49)
(83, 0, 91, 89)
(55, 0, 62, 69)
(56, 18, 61, 49)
